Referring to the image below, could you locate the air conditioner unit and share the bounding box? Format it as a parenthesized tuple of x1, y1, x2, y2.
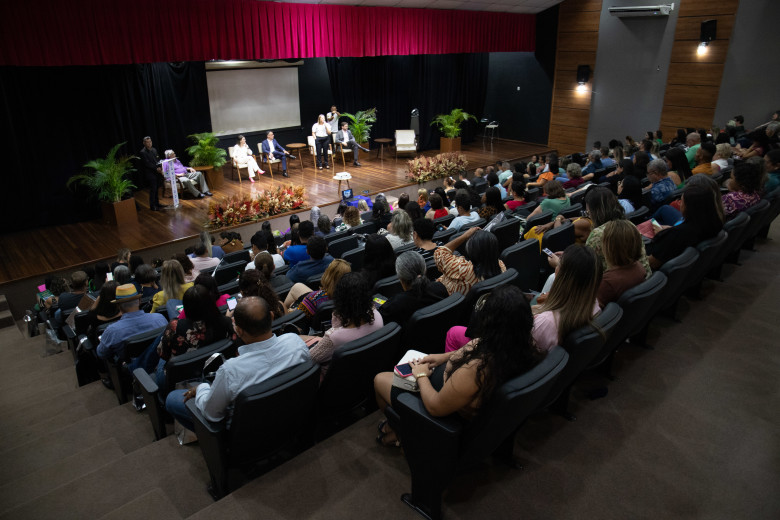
(609, 3, 674, 17)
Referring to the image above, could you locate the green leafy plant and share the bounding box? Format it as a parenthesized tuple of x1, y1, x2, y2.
(430, 108, 477, 139)
(340, 108, 378, 143)
(67, 142, 137, 203)
(186, 132, 227, 171)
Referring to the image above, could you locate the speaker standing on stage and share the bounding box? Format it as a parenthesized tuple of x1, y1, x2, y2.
(233, 135, 264, 183)
(140, 136, 167, 211)
(312, 115, 332, 170)
(336, 122, 370, 167)
(326, 105, 340, 133)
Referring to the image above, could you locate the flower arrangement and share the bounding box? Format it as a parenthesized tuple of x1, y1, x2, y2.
(406, 152, 468, 184)
(206, 184, 307, 229)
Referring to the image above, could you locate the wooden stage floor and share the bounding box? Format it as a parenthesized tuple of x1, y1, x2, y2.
(0, 139, 554, 285)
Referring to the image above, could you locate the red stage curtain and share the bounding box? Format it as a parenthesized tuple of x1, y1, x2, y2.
(0, 0, 535, 66)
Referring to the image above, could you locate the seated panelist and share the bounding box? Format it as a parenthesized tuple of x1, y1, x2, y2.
(260, 131, 295, 178)
(163, 150, 212, 198)
(336, 122, 370, 167)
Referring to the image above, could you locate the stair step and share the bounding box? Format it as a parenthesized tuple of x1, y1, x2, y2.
(0, 436, 211, 520)
(3, 349, 74, 378)
(0, 310, 13, 329)
(0, 295, 9, 312)
(0, 402, 151, 486)
(0, 363, 76, 394)
(98, 488, 184, 520)
(186, 496, 253, 520)
(0, 438, 125, 515)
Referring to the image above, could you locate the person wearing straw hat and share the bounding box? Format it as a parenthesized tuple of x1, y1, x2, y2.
(96, 284, 167, 361)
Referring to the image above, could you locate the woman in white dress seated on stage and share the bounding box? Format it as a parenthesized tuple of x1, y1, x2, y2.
(232, 135, 264, 182)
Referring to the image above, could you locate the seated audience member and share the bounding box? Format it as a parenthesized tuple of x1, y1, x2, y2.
(302, 273, 384, 381)
(582, 150, 604, 176)
(425, 193, 449, 220)
(447, 190, 480, 232)
(455, 180, 483, 209)
(647, 158, 676, 210)
(91, 262, 111, 292)
(358, 199, 370, 214)
(374, 284, 545, 447)
(150, 260, 194, 313)
(722, 161, 763, 218)
(692, 142, 716, 175)
(685, 132, 702, 168)
(165, 296, 310, 429)
(113, 265, 131, 286)
(404, 201, 425, 222)
(174, 253, 196, 283)
(458, 170, 471, 186)
(317, 214, 333, 236)
(647, 185, 724, 270)
(285, 259, 351, 325)
(111, 249, 131, 272)
(563, 163, 586, 189)
(133, 264, 160, 299)
(283, 220, 315, 266)
(526, 180, 571, 219)
(336, 206, 362, 231)
(506, 180, 527, 211)
(394, 193, 410, 213)
(218, 231, 244, 253)
(486, 171, 508, 199)
(435, 227, 506, 295)
(498, 161, 514, 184)
(585, 187, 652, 277)
(471, 168, 487, 189)
(662, 172, 724, 218)
(247, 231, 272, 270)
(163, 149, 212, 198)
(283, 214, 301, 240)
(381, 210, 415, 250)
(379, 251, 448, 327)
(361, 234, 397, 288)
(478, 187, 506, 221)
(159, 284, 233, 364)
(663, 147, 692, 187)
(86, 280, 121, 331)
(764, 149, 780, 192)
(178, 273, 230, 319)
(56, 271, 89, 313)
(412, 218, 439, 259)
(617, 176, 643, 214)
(198, 231, 224, 260)
(249, 251, 290, 295)
(417, 188, 431, 213)
(261, 230, 285, 268)
(287, 236, 334, 284)
(597, 220, 647, 306)
(532, 244, 601, 352)
(129, 255, 145, 277)
(632, 150, 651, 179)
(237, 268, 284, 318)
(372, 194, 393, 229)
(711, 143, 732, 176)
(96, 284, 168, 360)
(735, 127, 771, 159)
(600, 146, 616, 168)
(190, 241, 220, 277)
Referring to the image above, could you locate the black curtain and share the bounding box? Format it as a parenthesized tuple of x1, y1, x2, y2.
(326, 54, 488, 152)
(0, 62, 211, 233)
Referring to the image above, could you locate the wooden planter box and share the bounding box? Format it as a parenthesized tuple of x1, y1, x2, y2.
(195, 165, 223, 190)
(440, 137, 461, 153)
(101, 198, 137, 227)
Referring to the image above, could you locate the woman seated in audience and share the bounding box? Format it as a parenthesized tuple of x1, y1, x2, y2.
(302, 272, 384, 381)
(90, 262, 110, 292)
(412, 218, 439, 259)
(633, 150, 650, 179)
(111, 248, 131, 272)
(86, 281, 121, 331)
(129, 255, 144, 277)
(235, 268, 284, 318)
(425, 193, 449, 220)
(284, 259, 351, 328)
(735, 128, 769, 159)
(417, 188, 431, 213)
(647, 184, 724, 270)
(173, 253, 196, 283)
(177, 273, 230, 319)
(765, 149, 780, 192)
(335, 206, 362, 232)
(435, 227, 505, 295)
(585, 187, 652, 277)
(331, 203, 347, 229)
(505, 180, 527, 211)
(379, 251, 448, 327)
(133, 264, 160, 299)
(393, 193, 410, 212)
(381, 210, 415, 250)
(597, 220, 647, 306)
(722, 161, 763, 219)
(372, 194, 393, 229)
(617, 176, 643, 214)
(404, 201, 425, 221)
(562, 163, 586, 189)
(477, 187, 505, 221)
(361, 234, 396, 289)
(150, 260, 193, 313)
(663, 147, 692, 187)
(358, 199, 370, 214)
(526, 180, 571, 219)
(711, 143, 732, 176)
(533, 244, 601, 352)
(113, 265, 131, 285)
(374, 284, 545, 447)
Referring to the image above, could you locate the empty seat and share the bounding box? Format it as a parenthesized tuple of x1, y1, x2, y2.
(710, 212, 750, 279)
(738, 199, 771, 252)
(490, 217, 521, 251)
(685, 230, 728, 296)
(327, 235, 359, 259)
(500, 239, 540, 291)
(213, 260, 247, 286)
(341, 247, 365, 271)
(524, 210, 553, 230)
(401, 293, 467, 355)
(657, 247, 700, 319)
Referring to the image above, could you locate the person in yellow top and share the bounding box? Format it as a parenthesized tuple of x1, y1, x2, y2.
(150, 259, 194, 313)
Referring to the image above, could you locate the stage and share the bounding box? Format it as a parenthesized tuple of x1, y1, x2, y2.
(0, 138, 554, 288)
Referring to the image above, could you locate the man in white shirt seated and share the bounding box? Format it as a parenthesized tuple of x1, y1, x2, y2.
(336, 122, 370, 166)
(165, 296, 310, 429)
(447, 190, 480, 232)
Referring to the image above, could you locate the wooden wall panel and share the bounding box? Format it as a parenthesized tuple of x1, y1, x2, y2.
(658, 0, 740, 134)
(547, 0, 603, 155)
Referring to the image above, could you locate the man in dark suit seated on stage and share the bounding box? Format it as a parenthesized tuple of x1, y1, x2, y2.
(336, 122, 370, 167)
(260, 131, 296, 178)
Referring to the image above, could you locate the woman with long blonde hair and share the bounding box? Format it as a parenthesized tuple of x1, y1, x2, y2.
(150, 259, 194, 313)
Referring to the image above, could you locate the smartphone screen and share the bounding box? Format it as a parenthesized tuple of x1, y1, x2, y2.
(37, 284, 47, 292)
(542, 248, 554, 257)
(373, 296, 386, 308)
(394, 363, 414, 378)
(106, 273, 114, 281)
(227, 297, 237, 311)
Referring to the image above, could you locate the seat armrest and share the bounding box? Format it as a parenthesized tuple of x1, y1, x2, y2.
(62, 324, 76, 340)
(186, 399, 226, 436)
(133, 367, 158, 394)
(396, 392, 462, 438)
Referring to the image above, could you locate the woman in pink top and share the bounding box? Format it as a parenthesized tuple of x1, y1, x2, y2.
(303, 272, 384, 381)
(532, 244, 602, 352)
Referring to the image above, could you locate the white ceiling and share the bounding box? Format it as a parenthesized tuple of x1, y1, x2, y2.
(272, 0, 564, 14)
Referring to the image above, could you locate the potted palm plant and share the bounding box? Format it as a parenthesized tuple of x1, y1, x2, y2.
(67, 142, 138, 227)
(430, 108, 477, 153)
(340, 108, 377, 146)
(186, 132, 228, 189)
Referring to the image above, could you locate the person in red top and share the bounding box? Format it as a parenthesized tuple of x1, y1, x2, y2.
(505, 180, 527, 211)
(425, 193, 450, 220)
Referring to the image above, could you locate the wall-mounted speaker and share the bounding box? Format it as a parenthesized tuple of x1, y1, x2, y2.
(576, 65, 590, 84)
(700, 19, 717, 43)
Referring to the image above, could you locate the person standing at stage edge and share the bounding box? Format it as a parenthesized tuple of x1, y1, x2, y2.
(313, 115, 332, 170)
(140, 136, 167, 212)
